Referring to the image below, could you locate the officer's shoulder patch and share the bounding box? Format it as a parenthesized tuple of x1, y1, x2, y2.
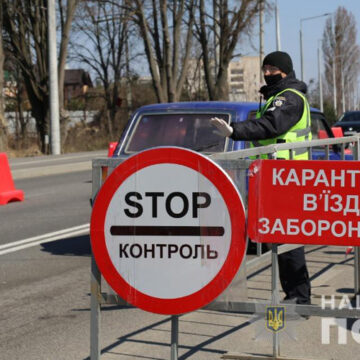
(273, 97, 286, 107)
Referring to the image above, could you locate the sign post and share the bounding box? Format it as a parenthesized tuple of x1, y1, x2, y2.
(90, 147, 246, 316)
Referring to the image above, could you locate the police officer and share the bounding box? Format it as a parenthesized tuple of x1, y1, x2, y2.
(210, 51, 311, 304)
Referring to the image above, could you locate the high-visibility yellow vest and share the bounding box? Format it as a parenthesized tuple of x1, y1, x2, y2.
(251, 88, 312, 159)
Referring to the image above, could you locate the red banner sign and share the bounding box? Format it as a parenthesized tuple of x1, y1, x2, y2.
(248, 159, 360, 246)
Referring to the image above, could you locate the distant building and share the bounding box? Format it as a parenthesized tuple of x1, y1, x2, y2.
(185, 56, 261, 102)
(64, 69, 93, 106)
(228, 56, 261, 102)
(137, 76, 152, 85)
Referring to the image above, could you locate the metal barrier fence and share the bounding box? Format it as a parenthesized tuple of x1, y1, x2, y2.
(90, 134, 360, 360)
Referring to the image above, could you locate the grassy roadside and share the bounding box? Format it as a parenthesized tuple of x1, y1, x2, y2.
(6, 123, 115, 158)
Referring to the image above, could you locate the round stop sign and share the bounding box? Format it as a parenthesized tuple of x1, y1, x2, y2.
(90, 147, 246, 314)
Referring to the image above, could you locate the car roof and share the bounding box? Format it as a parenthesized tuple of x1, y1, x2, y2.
(137, 101, 259, 112)
(136, 101, 321, 113)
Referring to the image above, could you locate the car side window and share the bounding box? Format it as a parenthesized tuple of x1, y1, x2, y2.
(311, 112, 330, 140)
(340, 112, 360, 122)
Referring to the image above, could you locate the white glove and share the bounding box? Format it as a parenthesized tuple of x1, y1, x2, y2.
(210, 117, 233, 137)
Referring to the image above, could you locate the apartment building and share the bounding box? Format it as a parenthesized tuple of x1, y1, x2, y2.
(185, 56, 262, 102)
(228, 56, 261, 102)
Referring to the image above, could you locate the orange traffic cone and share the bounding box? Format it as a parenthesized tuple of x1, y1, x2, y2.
(0, 153, 24, 205)
(107, 142, 117, 157)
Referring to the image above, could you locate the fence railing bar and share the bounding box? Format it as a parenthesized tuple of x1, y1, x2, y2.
(91, 135, 360, 359)
(204, 301, 360, 318)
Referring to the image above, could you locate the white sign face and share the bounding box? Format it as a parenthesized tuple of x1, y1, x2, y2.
(91, 147, 246, 315)
(104, 163, 231, 299)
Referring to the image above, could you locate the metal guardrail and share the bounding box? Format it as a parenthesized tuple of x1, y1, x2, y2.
(210, 135, 360, 359)
(90, 134, 360, 360)
(210, 134, 360, 161)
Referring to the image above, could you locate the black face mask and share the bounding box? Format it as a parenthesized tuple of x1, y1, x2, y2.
(264, 74, 283, 86)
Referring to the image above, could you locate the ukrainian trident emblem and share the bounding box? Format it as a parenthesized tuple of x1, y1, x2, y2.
(266, 306, 285, 332)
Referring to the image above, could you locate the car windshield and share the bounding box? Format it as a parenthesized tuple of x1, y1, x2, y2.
(125, 113, 229, 153)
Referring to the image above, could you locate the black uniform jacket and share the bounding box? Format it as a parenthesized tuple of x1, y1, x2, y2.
(230, 71, 308, 141)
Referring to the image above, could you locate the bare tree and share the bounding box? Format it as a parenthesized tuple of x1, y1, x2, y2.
(71, 1, 129, 138)
(322, 7, 360, 116)
(195, 0, 262, 101)
(3, 0, 49, 152)
(0, 1, 8, 151)
(2, 0, 78, 153)
(125, 0, 196, 103)
(4, 58, 30, 142)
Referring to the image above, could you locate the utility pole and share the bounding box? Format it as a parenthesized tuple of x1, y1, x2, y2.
(317, 43, 323, 112)
(318, 40, 324, 112)
(259, 0, 264, 84)
(333, 62, 337, 115)
(300, 22, 304, 81)
(275, 0, 281, 51)
(47, 0, 61, 155)
(341, 60, 345, 113)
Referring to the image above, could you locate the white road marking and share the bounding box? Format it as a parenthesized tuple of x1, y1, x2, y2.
(11, 152, 106, 167)
(0, 224, 90, 256)
(12, 162, 92, 179)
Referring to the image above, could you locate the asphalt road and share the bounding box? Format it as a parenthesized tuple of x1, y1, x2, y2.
(0, 152, 106, 359)
(0, 170, 92, 245)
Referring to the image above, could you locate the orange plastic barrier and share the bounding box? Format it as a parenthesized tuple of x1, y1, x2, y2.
(331, 126, 344, 137)
(107, 142, 117, 157)
(0, 153, 24, 205)
(318, 129, 328, 139)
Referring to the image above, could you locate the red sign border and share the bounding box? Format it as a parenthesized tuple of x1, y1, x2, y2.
(90, 147, 246, 315)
